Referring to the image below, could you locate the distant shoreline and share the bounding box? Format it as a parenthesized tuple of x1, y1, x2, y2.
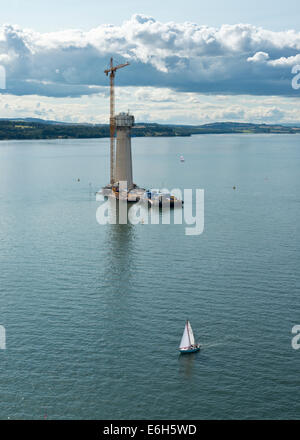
(0, 119, 300, 141)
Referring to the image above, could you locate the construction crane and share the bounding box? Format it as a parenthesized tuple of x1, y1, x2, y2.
(104, 57, 129, 185)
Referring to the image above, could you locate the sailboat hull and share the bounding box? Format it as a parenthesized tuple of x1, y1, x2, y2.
(179, 345, 200, 354)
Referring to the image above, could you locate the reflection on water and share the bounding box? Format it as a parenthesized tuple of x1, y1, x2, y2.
(178, 352, 200, 379)
(102, 200, 137, 294)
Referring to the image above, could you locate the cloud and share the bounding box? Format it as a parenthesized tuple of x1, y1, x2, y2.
(247, 52, 269, 63)
(1, 88, 300, 125)
(0, 15, 300, 98)
(268, 54, 300, 67)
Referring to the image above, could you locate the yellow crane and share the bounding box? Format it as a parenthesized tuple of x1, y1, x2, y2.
(104, 57, 129, 185)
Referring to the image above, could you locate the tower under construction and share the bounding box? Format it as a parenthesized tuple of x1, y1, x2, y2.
(100, 57, 183, 207)
(114, 112, 134, 189)
(101, 57, 145, 200)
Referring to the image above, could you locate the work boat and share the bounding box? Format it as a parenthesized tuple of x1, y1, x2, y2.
(179, 320, 200, 354)
(142, 190, 183, 208)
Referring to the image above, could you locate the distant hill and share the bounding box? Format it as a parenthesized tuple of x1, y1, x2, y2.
(0, 119, 300, 140)
(0, 117, 67, 125)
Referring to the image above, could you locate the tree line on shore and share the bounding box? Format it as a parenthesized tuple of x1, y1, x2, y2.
(0, 119, 299, 140)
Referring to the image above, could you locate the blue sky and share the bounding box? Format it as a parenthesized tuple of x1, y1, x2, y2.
(2, 0, 300, 32)
(0, 1, 300, 124)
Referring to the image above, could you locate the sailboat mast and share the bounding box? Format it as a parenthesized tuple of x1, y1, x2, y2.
(187, 320, 191, 346)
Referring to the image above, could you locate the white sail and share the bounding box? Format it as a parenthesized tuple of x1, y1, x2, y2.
(179, 324, 190, 349)
(179, 321, 194, 349)
(187, 321, 195, 346)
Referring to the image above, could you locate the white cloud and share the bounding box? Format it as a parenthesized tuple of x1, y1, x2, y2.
(247, 52, 270, 63)
(268, 54, 300, 66)
(1, 88, 299, 125)
(0, 15, 300, 97)
(1, 15, 300, 125)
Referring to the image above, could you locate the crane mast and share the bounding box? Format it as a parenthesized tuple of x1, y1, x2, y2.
(104, 57, 129, 185)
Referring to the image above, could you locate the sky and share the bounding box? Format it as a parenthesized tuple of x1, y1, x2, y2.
(0, 0, 300, 124)
(1, 0, 300, 32)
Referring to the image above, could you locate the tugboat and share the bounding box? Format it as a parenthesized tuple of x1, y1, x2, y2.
(179, 320, 200, 354)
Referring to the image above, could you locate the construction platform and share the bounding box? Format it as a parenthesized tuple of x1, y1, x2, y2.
(99, 185, 183, 208)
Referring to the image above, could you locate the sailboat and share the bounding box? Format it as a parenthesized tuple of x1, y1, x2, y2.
(179, 320, 200, 354)
(180, 155, 185, 162)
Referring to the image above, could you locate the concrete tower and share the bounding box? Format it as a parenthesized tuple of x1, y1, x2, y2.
(114, 112, 134, 189)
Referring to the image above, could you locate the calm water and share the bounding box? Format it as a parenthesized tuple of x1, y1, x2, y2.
(0, 134, 299, 420)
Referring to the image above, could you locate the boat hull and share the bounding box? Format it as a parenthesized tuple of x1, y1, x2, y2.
(148, 199, 184, 208)
(179, 346, 200, 354)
